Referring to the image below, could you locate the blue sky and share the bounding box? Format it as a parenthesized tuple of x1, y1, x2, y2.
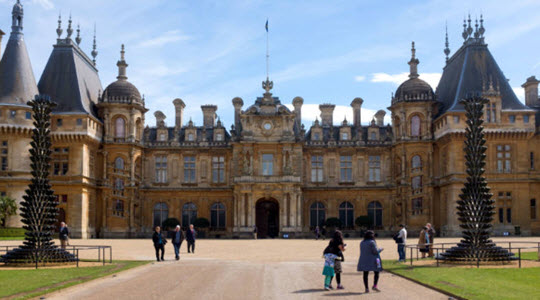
(2, 0, 540, 128)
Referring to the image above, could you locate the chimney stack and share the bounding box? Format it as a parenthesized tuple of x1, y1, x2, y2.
(173, 98, 185, 129)
(201, 105, 217, 128)
(154, 111, 166, 127)
(350, 97, 363, 126)
(319, 104, 335, 127)
(0, 30, 4, 57)
(292, 97, 304, 130)
(522, 76, 540, 107)
(232, 97, 243, 134)
(375, 110, 386, 126)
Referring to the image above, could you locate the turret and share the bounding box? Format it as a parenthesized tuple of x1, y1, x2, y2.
(522, 76, 540, 107)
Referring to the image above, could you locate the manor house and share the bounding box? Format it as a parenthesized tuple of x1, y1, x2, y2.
(1, 1, 539, 238)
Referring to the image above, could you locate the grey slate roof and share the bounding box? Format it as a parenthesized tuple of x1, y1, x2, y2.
(146, 126, 231, 143)
(38, 39, 102, 118)
(0, 31, 38, 105)
(436, 39, 529, 116)
(305, 125, 392, 143)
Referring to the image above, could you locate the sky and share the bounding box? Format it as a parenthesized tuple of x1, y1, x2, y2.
(1, 0, 540, 128)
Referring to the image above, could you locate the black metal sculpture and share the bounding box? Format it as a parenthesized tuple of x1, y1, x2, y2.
(439, 95, 515, 262)
(1, 95, 76, 265)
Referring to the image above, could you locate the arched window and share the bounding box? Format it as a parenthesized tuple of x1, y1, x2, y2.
(411, 155, 422, 171)
(115, 117, 125, 138)
(135, 119, 142, 141)
(339, 201, 354, 228)
(310, 202, 326, 228)
(367, 201, 383, 228)
(411, 115, 421, 137)
(113, 199, 124, 216)
(210, 202, 226, 229)
(114, 178, 124, 196)
(153, 202, 169, 228)
(115, 157, 124, 171)
(182, 202, 197, 228)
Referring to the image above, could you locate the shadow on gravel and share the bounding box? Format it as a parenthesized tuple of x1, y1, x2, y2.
(323, 292, 365, 296)
(292, 289, 325, 293)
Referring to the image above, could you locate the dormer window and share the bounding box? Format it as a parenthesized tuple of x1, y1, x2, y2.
(25, 112, 32, 120)
(509, 115, 516, 123)
(370, 132, 377, 140)
(10, 110, 16, 119)
(524, 115, 530, 123)
(341, 133, 349, 140)
(57, 119, 63, 127)
(159, 133, 166, 141)
(486, 102, 496, 123)
(313, 132, 320, 141)
(453, 116, 460, 124)
(216, 133, 223, 141)
(188, 133, 194, 141)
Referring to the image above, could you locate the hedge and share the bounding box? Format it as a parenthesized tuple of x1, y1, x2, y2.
(0, 227, 26, 237)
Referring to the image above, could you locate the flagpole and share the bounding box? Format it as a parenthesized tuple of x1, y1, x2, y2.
(266, 19, 269, 79)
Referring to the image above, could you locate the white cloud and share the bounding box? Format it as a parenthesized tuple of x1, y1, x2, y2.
(371, 72, 442, 88)
(354, 75, 366, 82)
(137, 30, 191, 48)
(512, 86, 525, 102)
(32, 0, 54, 10)
(285, 104, 391, 126)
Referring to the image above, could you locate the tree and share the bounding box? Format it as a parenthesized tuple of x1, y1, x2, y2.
(355, 215, 371, 229)
(193, 217, 210, 229)
(162, 218, 180, 231)
(325, 217, 342, 229)
(0, 196, 17, 228)
(1, 95, 76, 264)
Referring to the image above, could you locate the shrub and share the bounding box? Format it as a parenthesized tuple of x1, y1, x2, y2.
(161, 218, 180, 230)
(193, 217, 210, 229)
(0, 227, 26, 237)
(325, 217, 342, 229)
(0, 195, 17, 228)
(355, 215, 371, 228)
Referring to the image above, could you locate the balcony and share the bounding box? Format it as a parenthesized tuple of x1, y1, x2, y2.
(234, 175, 301, 183)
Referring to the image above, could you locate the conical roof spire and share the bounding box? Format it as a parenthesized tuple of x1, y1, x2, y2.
(444, 23, 451, 63)
(56, 13, 63, 38)
(75, 24, 81, 45)
(91, 24, 98, 65)
(408, 41, 419, 79)
(66, 14, 73, 38)
(116, 44, 128, 80)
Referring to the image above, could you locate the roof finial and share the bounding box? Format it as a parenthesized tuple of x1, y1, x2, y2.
(11, 0, 24, 34)
(117, 44, 128, 80)
(91, 23, 98, 65)
(408, 41, 419, 79)
(75, 24, 81, 45)
(479, 14, 485, 37)
(67, 14, 73, 38)
(467, 14, 473, 38)
(56, 13, 63, 38)
(444, 23, 451, 63)
(462, 17, 468, 40)
(474, 17, 479, 38)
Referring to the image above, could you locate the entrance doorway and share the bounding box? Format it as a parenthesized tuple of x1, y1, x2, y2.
(256, 199, 279, 238)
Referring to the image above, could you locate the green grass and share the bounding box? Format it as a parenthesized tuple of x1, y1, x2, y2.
(0, 236, 24, 240)
(384, 260, 540, 300)
(0, 260, 149, 300)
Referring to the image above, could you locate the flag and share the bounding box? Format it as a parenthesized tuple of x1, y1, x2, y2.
(265, 19, 268, 32)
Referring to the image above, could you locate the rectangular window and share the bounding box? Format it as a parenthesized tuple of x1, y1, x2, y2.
(412, 176, 423, 194)
(10, 110, 16, 119)
(113, 199, 125, 217)
(524, 115, 530, 123)
(57, 119, 63, 127)
(497, 192, 512, 224)
(531, 199, 537, 220)
(531, 152, 535, 170)
(76, 118, 83, 126)
(52, 147, 69, 175)
(453, 116, 459, 124)
(25, 112, 32, 119)
(496, 145, 511, 173)
(311, 155, 323, 182)
(212, 156, 225, 183)
(339, 155, 352, 182)
(368, 156, 381, 182)
(509, 115, 516, 123)
(155, 156, 167, 183)
(412, 197, 423, 215)
(1, 141, 7, 171)
(262, 154, 274, 176)
(184, 156, 196, 183)
(341, 132, 349, 140)
(313, 132, 320, 141)
(486, 102, 496, 123)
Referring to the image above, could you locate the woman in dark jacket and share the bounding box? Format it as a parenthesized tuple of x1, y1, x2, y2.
(357, 230, 383, 293)
(323, 230, 346, 289)
(152, 226, 167, 261)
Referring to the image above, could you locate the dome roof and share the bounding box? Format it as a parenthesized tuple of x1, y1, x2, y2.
(395, 78, 433, 99)
(103, 79, 141, 101)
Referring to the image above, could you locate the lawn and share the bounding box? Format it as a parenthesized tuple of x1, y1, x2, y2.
(0, 236, 24, 240)
(384, 256, 540, 300)
(0, 260, 149, 300)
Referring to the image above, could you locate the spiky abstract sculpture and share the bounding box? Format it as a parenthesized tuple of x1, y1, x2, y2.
(440, 95, 515, 262)
(1, 95, 76, 264)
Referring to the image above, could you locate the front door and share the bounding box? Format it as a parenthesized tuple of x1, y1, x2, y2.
(256, 199, 279, 238)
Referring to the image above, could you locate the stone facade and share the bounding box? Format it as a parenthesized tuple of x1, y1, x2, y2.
(0, 3, 539, 238)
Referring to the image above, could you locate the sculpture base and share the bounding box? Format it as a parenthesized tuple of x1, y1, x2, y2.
(438, 240, 517, 262)
(1, 247, 78, 265)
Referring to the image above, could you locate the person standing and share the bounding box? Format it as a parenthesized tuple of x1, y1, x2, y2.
(357, 230, 383, 293)
(253, 225, 258, 239)
(321, 226, 327, 240)
(59, 222, 69, 249)
(186, 224, 196, 253)
(323, 230, 346, 290)
(152, 226, 167, 261)
(426, 223, 436, 257)
(171, 225, 184, 260)
(315, 226, 320, 240)
(395, 224, 407, 262)
(418, 226, 429, 259)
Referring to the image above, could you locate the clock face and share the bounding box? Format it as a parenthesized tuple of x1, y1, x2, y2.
(263, 122, 272, 130)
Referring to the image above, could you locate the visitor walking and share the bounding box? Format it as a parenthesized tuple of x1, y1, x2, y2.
(152, 226, 167, 261)
(315, 226, 320, 240)
(59, 222, 69, 249)
(171, 225, 184, 260)
(322, 251, 338, 290)
(394, 224, 407, 262)
(186, 224, 196, 253)
(357, 230, 383, 293)
(321, 226, 327, 240)
(426, 223, 436, 257)
(323, 230, 346, 289)
(253, 225, 258, 239)
(418, 226, 430, 258)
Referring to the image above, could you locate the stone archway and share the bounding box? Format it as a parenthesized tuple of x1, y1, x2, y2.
(256, 198, 279, 238)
